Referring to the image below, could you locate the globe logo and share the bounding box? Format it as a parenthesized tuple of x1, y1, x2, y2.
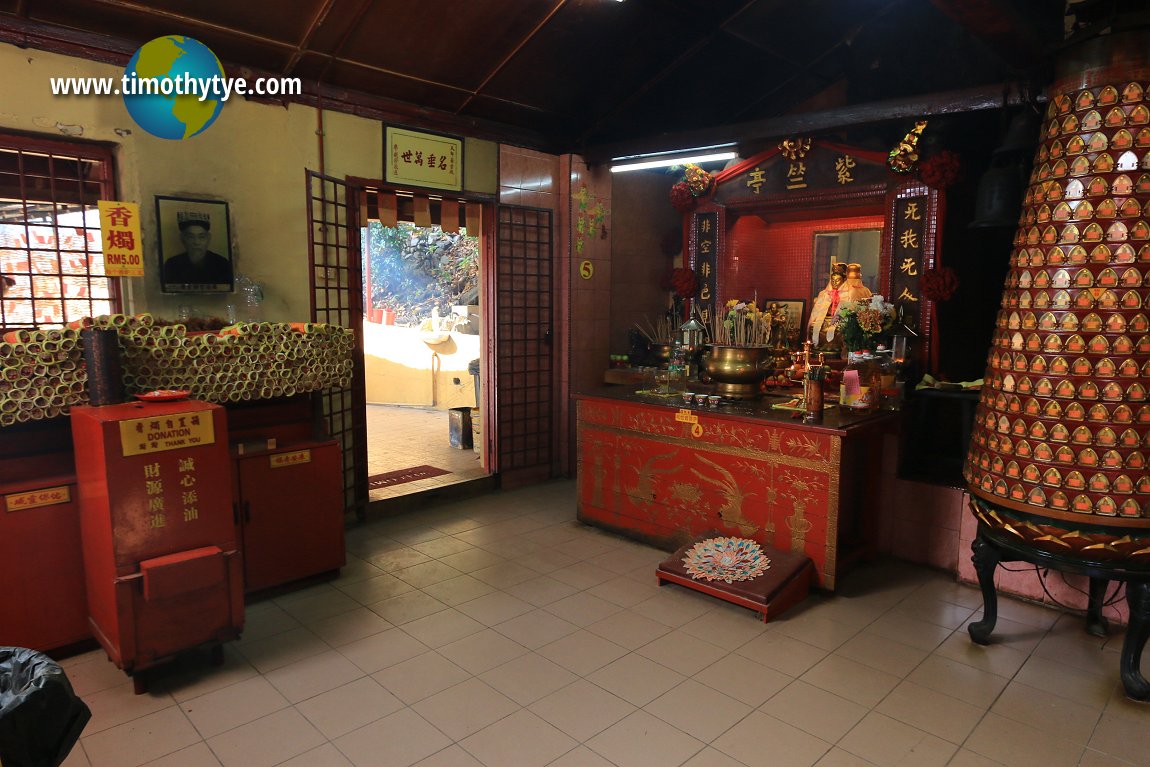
(123, 36, 226, 140)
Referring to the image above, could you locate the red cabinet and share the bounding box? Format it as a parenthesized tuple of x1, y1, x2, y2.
(71, 401, 243, 682)
(0, 467, 89, 652)
(233, 441, 344, 592)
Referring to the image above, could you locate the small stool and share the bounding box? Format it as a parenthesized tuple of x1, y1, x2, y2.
(656, 538, 814, 622)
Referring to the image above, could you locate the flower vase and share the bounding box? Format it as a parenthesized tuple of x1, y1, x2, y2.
(700, 345, 773, 399)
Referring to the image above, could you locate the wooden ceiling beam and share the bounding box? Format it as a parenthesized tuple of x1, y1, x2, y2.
(281, 0, 338, 77)
(581, 81, 1038, 164)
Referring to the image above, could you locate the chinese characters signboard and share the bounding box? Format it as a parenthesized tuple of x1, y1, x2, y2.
(118, 412, 216, 457)
(270, 449, 312, 468)
(891, 194, 928, 323)
(5, 485, 70, 512)
(694, 212, 718, 326)
(98, 200, 144, 277)
(385, 126, 462, 192)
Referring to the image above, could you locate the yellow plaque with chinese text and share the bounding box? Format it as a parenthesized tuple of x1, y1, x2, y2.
(119, 415, 216, 457)
(98, 200, 144, 277)
(5, 485, 71, 512)
(270, 449, 312, 469)
(385, 127, 463, 192)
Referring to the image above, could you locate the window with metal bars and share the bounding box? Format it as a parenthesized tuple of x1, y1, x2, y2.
(0, 134, 120, 330)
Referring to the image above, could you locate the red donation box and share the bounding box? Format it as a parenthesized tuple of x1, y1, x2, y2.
(71, 400, 243, 683)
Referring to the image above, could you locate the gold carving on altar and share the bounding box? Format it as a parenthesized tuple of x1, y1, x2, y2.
(779, 137, 812, 191)
(628, 451, 679, 508)
(692, 454, 760, 536)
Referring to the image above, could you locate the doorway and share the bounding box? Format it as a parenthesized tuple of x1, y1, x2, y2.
(357, 190, 491, 501)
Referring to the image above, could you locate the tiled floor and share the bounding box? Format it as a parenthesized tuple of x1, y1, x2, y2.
(58, 480, 1150, 767)
(366, 404, 487, 501)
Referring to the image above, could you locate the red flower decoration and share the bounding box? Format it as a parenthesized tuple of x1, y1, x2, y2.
(920, 266, 959, 302)
(919, 150, 961, 189)
(669, 181, 696, 214)
(670, 267, 698, 298)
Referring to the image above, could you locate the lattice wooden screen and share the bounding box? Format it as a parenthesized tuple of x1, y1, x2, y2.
(495, 205, 554, 480)
(306, 170, 368, 520)
(0, 135, 119, 329)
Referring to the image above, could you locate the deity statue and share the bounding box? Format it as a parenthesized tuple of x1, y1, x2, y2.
(808, 262, 873, 351)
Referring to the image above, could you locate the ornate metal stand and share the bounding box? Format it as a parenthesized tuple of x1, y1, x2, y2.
(968, 525, 1150, 701)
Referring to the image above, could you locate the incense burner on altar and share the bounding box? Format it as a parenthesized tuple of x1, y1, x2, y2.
(699, 344, 774, 399)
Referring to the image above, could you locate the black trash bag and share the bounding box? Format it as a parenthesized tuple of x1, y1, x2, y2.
(0, 647, 91, 767)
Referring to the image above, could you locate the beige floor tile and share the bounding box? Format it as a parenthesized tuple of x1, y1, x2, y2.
(335, 572, 416, 604)
(206, 707, 326, 767)
(180, 676, 288, 738)
(586, 710, 704, 767)
(457, 590, 534, 626)
(516, 549, 581, 573)
(993, 594, 1063, 630)
(1087, 705, 1150, 765)
(339, 627, 429, 673)
(737, 630, 829, 677)
(713, 710, 832, 767)
(82, 707, 202, 767)
(676, 603, 769, 651)
(543, 592, 623, 627)
(905, 578, 985, 611)
(505, 575, 581, 607)
(139, 742, 221, 766)
(636, 630, 729, 676)
(412, 536, 475, 558)
(631, 589, 716, 628)
(461, 709, 578, 767)
(371, 650, 471, 704)
(990, 680, 1102, 745)
(333, 708, 452, 767)
(546, 746, 617, 767)
(65, 653, 136, 698)
(278, 743, 355, 766)
(551, 561, 617, 590)
(773, 611, 862, 652)
(799, 653, 901, 709)
(295, 676, 403, 738)
(421, 574, 498, 606)
(264, 649, 364, 703)
(586, 653, 686, 707)
(492, 609, 579, 649)
(1032, 630, 1113, 679)
(863, 611, 954, 652)
(275, 586, 361, 624)
(438, 548, 505, 573)
(411, 678, 520, 740)
(587, 575, 664, 608)
(944, 749, 1004, 767)
(890, 598, 977, 631)
(762, 680, 869, 743)
(836, 711, 956, 767)
(812, 748, 878, 767)
(478, 652, 578, 705)
(309, 607, 393, 647)
(904, 654, 1009, 709)
(394, 560, 467, 589)
(933, 632, 1031, 679)
(238, 603, 301, 642)
(401, 608, 486, 648)
(680, 747, 751, 767)
(694, 653, 793, 707)
(1078, 748, 1142, 767)
(438, 628, 530, 674)
(960, 614, 1047, 655)
(412, 745, 485, 766)
(1013, 654, 1117, 710)
(537, 630, 631, 675)
(233, 627, 331, 674)
(470, 561, 541, 589)
(874, 679, 985, 744)
(81, 682, 174, 735)
(835, 632, 929, 678)
(585, 609, 672, 650)
(645, 679, 753, 742)
(366, 590, 448, 625)
(965, 712, 1084, 767)
(368, 546, 435, 573)
(528, 679, 636, 741)
(60, 744, 91, 767)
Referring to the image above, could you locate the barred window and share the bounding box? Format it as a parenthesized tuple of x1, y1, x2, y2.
(0, 134, 120, 329)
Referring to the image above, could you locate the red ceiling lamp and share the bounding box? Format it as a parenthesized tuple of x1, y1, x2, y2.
(963, 26, 1150, 700)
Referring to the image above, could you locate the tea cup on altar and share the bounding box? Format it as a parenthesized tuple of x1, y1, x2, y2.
(682, 391, 696, 406)
(707, 395, 722, 407)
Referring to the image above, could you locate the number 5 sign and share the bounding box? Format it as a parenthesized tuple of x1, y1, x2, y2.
(580, 260, 594, 280)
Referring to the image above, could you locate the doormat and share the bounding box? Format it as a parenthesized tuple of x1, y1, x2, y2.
(368, 465, 451, 489)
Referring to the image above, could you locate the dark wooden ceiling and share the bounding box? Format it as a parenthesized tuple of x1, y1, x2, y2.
(0, 0, 1073, 157)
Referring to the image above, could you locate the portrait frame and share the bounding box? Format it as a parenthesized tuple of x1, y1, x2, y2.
(156, 195, 234, 293)
(760, 298, 807, 344)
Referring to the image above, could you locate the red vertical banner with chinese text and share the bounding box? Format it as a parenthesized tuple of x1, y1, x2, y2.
(98, 201, 144, 278)
(694, 212, 717, 328)
(890, 194, 927, 333)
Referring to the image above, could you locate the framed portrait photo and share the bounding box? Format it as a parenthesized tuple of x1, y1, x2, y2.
(156, 196, 234, 293)
(761, 298, 807, 343)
